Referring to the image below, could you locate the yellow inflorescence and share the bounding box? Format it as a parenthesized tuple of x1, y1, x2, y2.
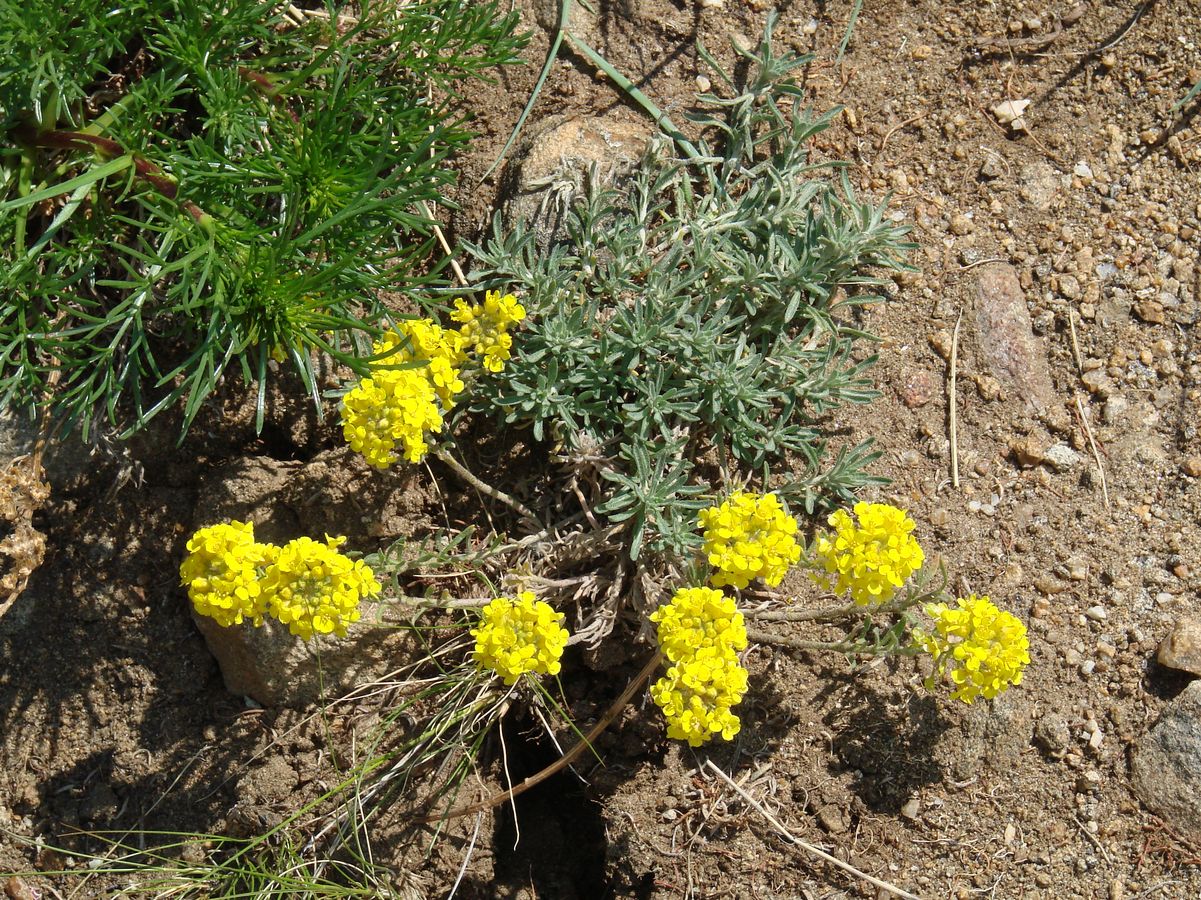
(651, 651, 749, 747)
(181, 523, 379, 641)
(259, 535, 381, 641)
(341, 367, 444, 468)
(650, 586, 747, 663)
(812, 501, 925, 605)
(179, 521, 271, 627)
(649, 586, 750, 747)
(698, 492, 801, 590)
(386, 319, 466, 408)
(918, 594, 1031, 704)
(451, 290, 526, 373)
(341, 319, 468, 468)
(471, 591, 569, 685)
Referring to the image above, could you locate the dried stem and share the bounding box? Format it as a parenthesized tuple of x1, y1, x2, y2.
(432, 446, 542, 530)
(705, 761, 922, 900)
(418, 650, 663, 824)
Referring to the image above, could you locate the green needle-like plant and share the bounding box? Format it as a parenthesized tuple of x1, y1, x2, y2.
(0, 0, 523, 437)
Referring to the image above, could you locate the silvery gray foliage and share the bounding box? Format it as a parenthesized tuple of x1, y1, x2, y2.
(466, 18, 915, 562)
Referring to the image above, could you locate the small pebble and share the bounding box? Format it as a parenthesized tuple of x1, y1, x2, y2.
(1085, 605, 1108, 621)
(695, 74, 711, 92)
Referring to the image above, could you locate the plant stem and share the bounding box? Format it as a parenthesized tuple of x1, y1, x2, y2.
(747, 626, 921, 656)
(418, 649, 663, 824)
(432, 446, 542, 530)
(744, 600, 861, 624)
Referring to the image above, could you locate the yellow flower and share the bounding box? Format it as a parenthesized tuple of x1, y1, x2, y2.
(918, 594, 1031, 704)
(812, 501, 924, 605)
(451, 290, 526, 373)
(650, 650, 749, 747)
(340, 367, 444, 467)
(384, 319, 466, 408)
(649, 585, 749, 746)
(650, 586, 747, 664)
(259, 535, 380, 640)
(698, 492, 801, 589)
(340, 318, 468, 468)
(471, 591, 569, 685)
(180, 521, 271, 627)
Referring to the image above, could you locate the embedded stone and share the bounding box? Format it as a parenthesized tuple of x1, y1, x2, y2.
(973, 264, 1056, 412)
(1157, 617, 1201, 677)
(1131, 681, 1201, 837)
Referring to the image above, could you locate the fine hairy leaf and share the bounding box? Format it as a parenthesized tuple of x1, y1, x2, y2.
(466, 17, 911, 563)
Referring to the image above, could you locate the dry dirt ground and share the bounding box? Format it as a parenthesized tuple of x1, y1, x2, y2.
(3, 1, 1201, 898)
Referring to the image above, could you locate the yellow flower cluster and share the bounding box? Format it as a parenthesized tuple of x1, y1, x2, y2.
(812, 501, 925, 605)
(179, 521, 270, 627)
(451, 290, 526, 373)
(342, 292, 525, 467)
(649, 587, 749, 747)
(340, 319, 466, 469)
(260, 535, 381, 640)
(698, 492, 801, 589)
(471, 591, 569, 685)
(180, 523, 379, 640)
(385, 319, 466, 408)
(650, 586, 748, 663)
(918, 595, 1031, 704)
(341, 365, 445, 468)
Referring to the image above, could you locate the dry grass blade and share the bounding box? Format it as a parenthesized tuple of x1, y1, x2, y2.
(704, 761, 923, 900)
(948, 311, 962, 490)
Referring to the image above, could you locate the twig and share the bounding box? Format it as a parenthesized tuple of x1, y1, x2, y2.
(747, 627, 921, 656)
(446, 811, 483, 899)
(432, 447, 542, 530)
(418, 199, 467, 288)
(878, 112, 927, 153)
(744, 600, 860, 624)
(949, 311, 962, 489)
(1067, 309, 1083, 374)
(1073, 815, 1113, 865)
(957, 256, 1007, 271)
(704, 761, 922, 900)
(1074, 395, 1110, 510)
(418, 651, 663, 824)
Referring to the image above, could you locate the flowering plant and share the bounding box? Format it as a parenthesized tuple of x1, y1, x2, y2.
(340, 295, 526, 468)
(812, 501, 925, 605)
(698, 492, 801, 589)
(180, 522, 378, 640)
(918, 595, 1032, 703)
(471, 591, 570, 685)
(649, 586, 749, 746)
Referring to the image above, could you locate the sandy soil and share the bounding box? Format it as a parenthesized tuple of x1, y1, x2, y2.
(3, 1, 1201, 898)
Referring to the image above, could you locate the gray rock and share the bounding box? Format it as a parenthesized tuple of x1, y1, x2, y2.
(193, 599, 423, 708)
(973, 264, 1057, 412)
(501, 114, 651, 247)
(940, 690, 1032, 780)
(1043, 442, 1081, 472)
(1102, 396, 1129, 425)
(1017, 161, 1061, 210)
(1157, 617, 1201, 677)
(188, 451, 433, 707)
(1131, 681, 1201, 837)
(1034, 713, 1071, 757)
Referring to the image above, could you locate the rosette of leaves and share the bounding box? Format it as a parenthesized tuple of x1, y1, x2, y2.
(0, 0, 522, 437)
(467, 17, 914, 564)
